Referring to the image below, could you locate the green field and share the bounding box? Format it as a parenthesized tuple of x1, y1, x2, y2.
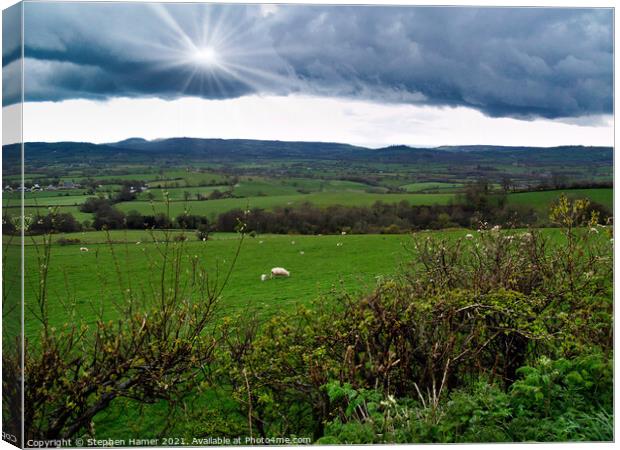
(5, 194, 92, 207)
(22, 226, 584, 340)
(5, 205, 91, 222)
(23, 231, 415, 337)
(115, 191, 455, 218)
(507, 188, 613, 215)
(400, 182, 463, 192)
(135, 185, 230, 201)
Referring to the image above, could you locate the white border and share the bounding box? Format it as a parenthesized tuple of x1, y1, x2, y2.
(0, 2, 616, 450)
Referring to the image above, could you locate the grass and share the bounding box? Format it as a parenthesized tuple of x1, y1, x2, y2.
(5, 205, 92, 222)
(23, 231, 416, 338)
(5, 195, 93, 207)
(21, 226, 584, 340)
(135, 186, 230, 201)
(507, 188, 613, 215)
(146, 170, 230, 188)
(138, 177, 383, 201)
(20, 229, 416, 438)
(400, 182, 463, 192)
(115, 191, 455, 218)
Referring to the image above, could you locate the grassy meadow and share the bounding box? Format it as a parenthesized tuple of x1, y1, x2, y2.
(21, 225, 590, 338)
(23, 231, 412, 337)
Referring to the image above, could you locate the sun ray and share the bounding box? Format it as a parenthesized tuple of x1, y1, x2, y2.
(225, 61, 299, 90)
(136, 3, 301, 100)
(149, 3, 198, 52)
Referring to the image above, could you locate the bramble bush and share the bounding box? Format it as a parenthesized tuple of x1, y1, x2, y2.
(215, 195, 612, 443)
(317, 352, 612, 443)
(4, 229, 245, 440)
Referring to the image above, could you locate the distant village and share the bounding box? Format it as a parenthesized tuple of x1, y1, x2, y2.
(3, 180, 82, 193)
(3, 181, 149, 194)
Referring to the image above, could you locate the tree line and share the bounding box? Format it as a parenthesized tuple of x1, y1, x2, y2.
(3, 182, 611, 236)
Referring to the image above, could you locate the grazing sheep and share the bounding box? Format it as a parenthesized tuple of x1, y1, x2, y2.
(271, 267, 290, 277)
(299, 251, 305, 255)
(260, 274, 268, 282)
(79, 247, 89, 252)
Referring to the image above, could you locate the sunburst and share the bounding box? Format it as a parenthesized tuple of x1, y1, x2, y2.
(136, 4, 298, 99)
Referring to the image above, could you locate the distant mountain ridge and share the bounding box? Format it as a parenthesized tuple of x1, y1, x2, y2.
(2, 137, 613, 169)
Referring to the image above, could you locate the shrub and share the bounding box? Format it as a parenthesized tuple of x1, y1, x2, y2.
(28, 212, 82, 234)
(79, 197, 112, 213)
(11, 228, 246, 440)
(176, 213, 209, 230)
(215, 195, 612, 443)
(56, 237, 81, 246)
(318, 353, 613, 444)
(92, 205, 126, 230)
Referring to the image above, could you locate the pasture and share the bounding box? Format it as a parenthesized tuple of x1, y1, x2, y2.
(507, 188, 613, 214)
(114, 191, 456, 218)
(22, 227, 581, 340)
(400, 181, 463, 192)
(23, 231, 414, 338)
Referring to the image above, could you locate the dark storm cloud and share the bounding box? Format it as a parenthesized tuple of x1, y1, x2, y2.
(3, 2, 613, 119)
(2, 2, 22, 106)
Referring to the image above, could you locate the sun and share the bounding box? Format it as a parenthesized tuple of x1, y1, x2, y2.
(192, 46, 219, 67)
(146, 3, 295, 96)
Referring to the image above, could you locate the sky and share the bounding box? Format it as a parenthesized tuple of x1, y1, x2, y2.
(1, 2, 614, 147)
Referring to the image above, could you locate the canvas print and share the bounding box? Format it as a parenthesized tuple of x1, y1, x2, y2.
(1, 1, 614, 447)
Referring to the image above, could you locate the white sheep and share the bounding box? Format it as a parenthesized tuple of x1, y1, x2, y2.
(260, 274, 268, 282)
(271, 267, 290, 277)
(79, 247, 89, 252)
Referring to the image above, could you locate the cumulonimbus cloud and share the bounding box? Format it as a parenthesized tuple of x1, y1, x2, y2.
(2, 2, 613, 120)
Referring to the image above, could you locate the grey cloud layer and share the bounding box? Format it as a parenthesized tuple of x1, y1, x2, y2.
(2, 3, 613, 119)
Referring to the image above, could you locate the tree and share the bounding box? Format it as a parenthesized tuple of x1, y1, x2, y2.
(28, 213, 82, 234)
(93, 206, 126, 230)
(80, 197, 112, 213)
(125, 210, 145, 229)
(501, 176, 512, 193)
(113, 184, 137, 203)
